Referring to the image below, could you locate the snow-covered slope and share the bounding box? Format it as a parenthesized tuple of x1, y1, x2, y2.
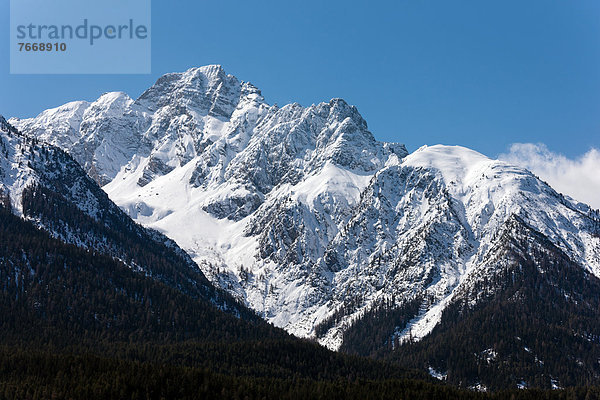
(0, 115, 253, 316)
(10, 66, 600, 353)
(322, 145, 600, 347)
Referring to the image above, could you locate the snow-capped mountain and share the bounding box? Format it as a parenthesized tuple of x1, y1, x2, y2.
(0, 114, 253, 317)
(10, 65, 600, 365)
(9, 65, 409, 343)
(324, 145, 600, 346)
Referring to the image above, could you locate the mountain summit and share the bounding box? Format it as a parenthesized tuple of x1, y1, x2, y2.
(10, 66, 600, 389)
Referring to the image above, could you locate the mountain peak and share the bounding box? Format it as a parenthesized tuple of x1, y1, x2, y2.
(192, 64, 227, 80)
(326, 97, 367, 129)
(403, 145, 493, 179)
(89, 92, 134, 115)
(401, 144, 491, 187)
(136, 65, 245, 118)
(173, 65, 231, 90)
(96, 91, 133, 104)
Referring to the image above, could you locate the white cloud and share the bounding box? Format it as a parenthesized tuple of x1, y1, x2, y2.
(499, 143, 600, 210)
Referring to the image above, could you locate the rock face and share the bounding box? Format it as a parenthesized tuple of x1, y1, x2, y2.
(10, 65, 600, 357)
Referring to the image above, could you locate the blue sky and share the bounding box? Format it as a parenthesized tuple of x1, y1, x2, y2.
(1, 0, 599, 159)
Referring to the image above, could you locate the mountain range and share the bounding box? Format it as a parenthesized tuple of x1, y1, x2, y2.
(1, 113, 453, 400)
(6, 65, 600, 390)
